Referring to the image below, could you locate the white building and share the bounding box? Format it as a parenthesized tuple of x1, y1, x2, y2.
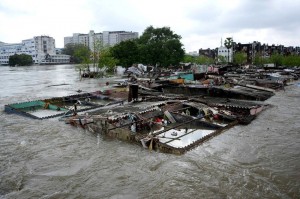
(0, 36, 70, 65)
(218, 46, 233, 63)
(64, 30, 139, 51)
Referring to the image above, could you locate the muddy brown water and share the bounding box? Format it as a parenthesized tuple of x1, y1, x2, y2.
(0, 65, 299, 198)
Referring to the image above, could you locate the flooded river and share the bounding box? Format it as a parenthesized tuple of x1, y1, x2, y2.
(0, 65, 299, 198)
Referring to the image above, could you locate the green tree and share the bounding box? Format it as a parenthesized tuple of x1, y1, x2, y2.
(71, 44, 91, 78)
(253, 52, 261, 66)
(111, 40, 139, 67)
(183, 55, 214, 65)
(224, 37, 233, 63)
(194, 56, 214, 65)
(98, 47, 118, 74)
(62, 43, 75, 55)
(217, 55, 227, 64)
(9, 54, 33, 66)
(90, 39, 100, 69)
(282, 55, 300, 67)
(183, 55, 196, 63)
(137, 26, 185, 67)
(74, 45, 90, 64)
(62, 43, 91, 64)
(234, 52, 247, 65)
(253, 52, 270, 67)
(270, 53, 283, 67)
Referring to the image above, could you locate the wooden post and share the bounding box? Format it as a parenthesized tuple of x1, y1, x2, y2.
(128, 84, 138, 102)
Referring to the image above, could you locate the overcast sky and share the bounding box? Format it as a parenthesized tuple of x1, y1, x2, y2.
(1, 0, 300, 52)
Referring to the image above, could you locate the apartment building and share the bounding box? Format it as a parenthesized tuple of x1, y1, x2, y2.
(64, 30, 139, 51)
(0, 36, 70, 65)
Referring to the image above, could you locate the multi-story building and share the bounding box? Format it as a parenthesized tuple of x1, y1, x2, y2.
(198, 48, 217, 59)
(0, 36, 70, 65)
(217, 46, 233, 63)
(64, 30, 139, 51)
(199, 40, 300, 65)
(64, 36, 73, 46)
(233, 41, 300, 64)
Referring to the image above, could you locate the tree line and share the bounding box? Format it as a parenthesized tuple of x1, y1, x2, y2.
(7, 31, 300, 68)
(9, 54, 33, 66)
(62, 26, 185, 72)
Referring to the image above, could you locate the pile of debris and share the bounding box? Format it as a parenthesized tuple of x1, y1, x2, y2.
(5, 66, 297, 154)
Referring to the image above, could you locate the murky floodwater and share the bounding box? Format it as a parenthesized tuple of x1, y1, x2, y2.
(0, 65, 299, 199)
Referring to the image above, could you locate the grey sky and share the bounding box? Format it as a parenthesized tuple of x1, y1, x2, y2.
(0, 0, 299, 52)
